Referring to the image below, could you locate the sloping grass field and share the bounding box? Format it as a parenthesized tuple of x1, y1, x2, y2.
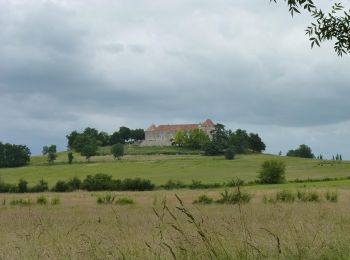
(0, 146, 349, 188)
(2, 146, 350, 259)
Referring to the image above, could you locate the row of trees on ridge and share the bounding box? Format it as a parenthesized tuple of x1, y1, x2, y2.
(173, 124, 266, 158)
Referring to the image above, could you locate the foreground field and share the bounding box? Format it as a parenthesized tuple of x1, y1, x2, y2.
(1, 188, 350, 259)
(0, 148, 349, 186)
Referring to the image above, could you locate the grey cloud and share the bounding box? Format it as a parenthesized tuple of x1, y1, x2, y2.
(0, 0, 350, 157)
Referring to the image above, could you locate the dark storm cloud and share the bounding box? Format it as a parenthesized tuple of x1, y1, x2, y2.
(0, 0, 350, 156)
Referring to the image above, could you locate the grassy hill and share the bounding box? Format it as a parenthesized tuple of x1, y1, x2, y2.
(0, 146, 349, 186)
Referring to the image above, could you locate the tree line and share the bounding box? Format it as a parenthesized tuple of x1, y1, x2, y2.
(65, 127, 144, 160)
(173, 124, 266, 158)
(0, 142, 31, 168)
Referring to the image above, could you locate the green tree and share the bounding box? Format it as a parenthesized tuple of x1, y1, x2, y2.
(83, 127, 99, 140)
(0, 142, 31, 168)
(81, 140, 97, 162)
(68, 152, 74, 164)
(97, 131, 110, 146)
(130, 129, 145, 141)
(287, 144, 314, 158)
(186, 129, 210, 149)
(229, 129, 249, 154)
(258, 160, 286, 184)
(110, 131, 121, 145)
(43, 145, 57, 164)
(66, 131, 80, 149)
(272, 0, 350, 56)
(173, 130, 187, 147)
(248, 133, 266, 153)
(204, 124, 229, 155)
(72, 135, 93, 153)
(111, 143, 124, 160)
(119, 126, 131, 143)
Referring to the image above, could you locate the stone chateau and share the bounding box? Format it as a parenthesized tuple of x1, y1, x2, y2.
(141, 119, 215, 146)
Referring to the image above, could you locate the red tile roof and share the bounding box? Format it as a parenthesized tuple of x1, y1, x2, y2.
(146, 119, 214, 132)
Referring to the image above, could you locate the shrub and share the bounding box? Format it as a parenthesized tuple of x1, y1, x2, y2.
(68, 152, 74, 164)
(276, 190, 295, 202)
(193, 195, 214, 204)
(226, 179, 245, 187)
(82, 174, 155, 191)
(111, 143, 124, 160)
(326, 191, 338, 202)
(83, 174, 113, 191)
(115, 197, 134, 205)
(17, 179, 28, 193)
(297, 191, 320, 202)
(216, 189, 251, 204)
(51, 197, 60, 205)
(121, 178, 155, 191)
(225, 147, 235, 160)
(67, 177, 81, 190)
(30, 179, 49, 192)
(163, 180, 186, 190)
(53, 180, 71, 192)
(37, 195, 48, 205)
(97, 193, 116, 204)
(189, 180, 204, 189)
(258, 160, 286, 184)
(307, 191, 320, 202)
(0, 178, 17, 193)
(10, 198, 32, 206)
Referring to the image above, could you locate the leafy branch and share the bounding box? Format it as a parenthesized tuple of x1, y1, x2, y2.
(272, 0, 350, 56)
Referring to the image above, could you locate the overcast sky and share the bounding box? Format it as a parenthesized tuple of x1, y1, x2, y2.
(1, 0, 350, 157)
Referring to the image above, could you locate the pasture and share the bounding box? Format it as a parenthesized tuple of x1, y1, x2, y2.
(1, 188, 350, 259)
(1, 147, 350, 259)
(0, 146, 349, 187)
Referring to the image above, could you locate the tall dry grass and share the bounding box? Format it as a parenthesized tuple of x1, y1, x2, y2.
(0, 189, 349, 259)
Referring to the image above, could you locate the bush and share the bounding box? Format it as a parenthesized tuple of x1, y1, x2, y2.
(115, 197, 134, 205)
(121, 178, 155, 191)
(82, 174, 154, 192)
(163, 180, 186, 190)
(276, 190, 296, 202)
(82, 174, 114, 191)
(97, 193, 116, 204)
(258, 160, 286, 184)
(37, 195, 48, 205)
(52, 177, 82, 192)
(326, 191, 338, 202)
(0, 178, 17, 193)
(111, 143, 124, 160)
(225, 147, 235, 160)
(67, 177, 81, 190)
(30, 179, 49, 192)
(17, 179, 28, 193)
(68, 152, 74, 164)
(193, 195, 214, 204)
(189, 180, 204, 189)
(53, 180, 71, 192)
(297, 191, 320, 202)
(51, 197, 60, 205)
(10, 198, 32, 206)
(265, 190, 322, 203)
(216, 189, 251, 204)
(226, 179, 245, 187)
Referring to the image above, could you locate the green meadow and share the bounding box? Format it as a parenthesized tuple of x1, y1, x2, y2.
(0, 146, 349, 187)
